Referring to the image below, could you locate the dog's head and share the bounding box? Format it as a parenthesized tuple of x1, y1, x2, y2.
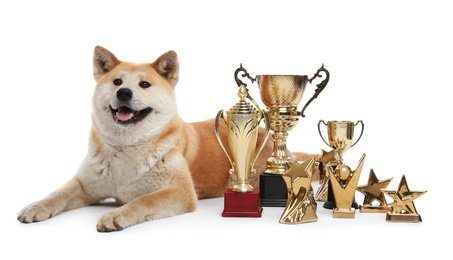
(91, 46, 180, 145)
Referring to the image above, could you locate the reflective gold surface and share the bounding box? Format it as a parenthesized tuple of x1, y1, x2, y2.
(256, 75, 308, 109)
(279, 158, 318, 224)
(314, 149, 340, 202)
(328, 153, 366, 218)
(357, 169, 393, 213)
(383, 175, 426, 222)
(255, 66, 329, 175)
(318, 120, 364, 163)
(215, 83, 270, 192)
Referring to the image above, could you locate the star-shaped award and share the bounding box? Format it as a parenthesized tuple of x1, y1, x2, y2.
(279, 158, 318, 224)
(357, 169, 393, 213)
(314, 149, 339, 202)
(383, 175, 427, 222)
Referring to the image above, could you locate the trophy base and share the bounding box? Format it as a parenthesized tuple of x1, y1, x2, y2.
(386, 213, 422, 223)
(222, 189, 263, 217)
(323, 200, 359, 210)
(259, 173, 288, 207)
(332, 208, 356, 218)
(360, 205, 392, 213)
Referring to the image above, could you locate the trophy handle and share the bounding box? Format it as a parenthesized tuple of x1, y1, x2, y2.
(351, 120, 364, 148)
(300, 64, 330, 117)
(317, 120, 330, 147)
(215, 110, 234, 169)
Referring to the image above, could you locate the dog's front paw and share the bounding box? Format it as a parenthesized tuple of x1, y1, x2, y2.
(17, 203, 56, 223)
(97, 209, 134, 232)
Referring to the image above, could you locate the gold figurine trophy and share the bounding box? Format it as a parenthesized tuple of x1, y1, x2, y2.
(215, 65, 270, 217)
(254, 65, 330, 207)
(317, 120, 364, 216)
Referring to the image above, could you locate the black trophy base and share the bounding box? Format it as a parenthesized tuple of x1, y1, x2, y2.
(259, 173, 287, 207)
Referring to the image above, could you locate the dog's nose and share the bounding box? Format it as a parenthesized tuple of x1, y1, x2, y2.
(116, 88, 133, 101)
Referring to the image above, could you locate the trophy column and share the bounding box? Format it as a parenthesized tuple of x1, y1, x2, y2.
(215, 65, 270, 217)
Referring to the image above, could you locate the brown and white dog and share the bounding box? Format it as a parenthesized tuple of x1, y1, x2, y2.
(17, 46, 315, 232)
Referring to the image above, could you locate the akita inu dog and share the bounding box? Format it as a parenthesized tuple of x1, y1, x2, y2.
(17, 46, 315, 232)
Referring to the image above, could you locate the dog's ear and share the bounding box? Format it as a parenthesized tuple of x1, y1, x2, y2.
(151, 50, 179, 87)
(93, 46, 121, 82)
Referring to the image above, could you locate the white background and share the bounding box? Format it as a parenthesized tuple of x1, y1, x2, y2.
(1, 0, 450, 259)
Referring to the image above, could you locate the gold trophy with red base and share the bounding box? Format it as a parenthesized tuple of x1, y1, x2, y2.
(215, 65, 270, 217)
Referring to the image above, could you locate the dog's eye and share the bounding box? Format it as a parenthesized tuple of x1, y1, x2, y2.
(113, 79, 123, 86)
(139, 81, 151, 88)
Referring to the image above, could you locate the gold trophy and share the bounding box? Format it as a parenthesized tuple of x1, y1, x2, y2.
(317, 120, 364, 209)
(215, 65, 270, 217)
(255, 65, 330, 207)
(327, 153, 366, 218)
(357, 169, 393, 213)
(279, 158, 318, 224)
(383, 175, 427, 222)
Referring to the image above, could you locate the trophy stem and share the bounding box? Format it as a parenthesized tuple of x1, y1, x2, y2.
(264, 131, 292, 175)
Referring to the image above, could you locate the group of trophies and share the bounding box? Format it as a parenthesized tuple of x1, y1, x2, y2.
(214, 64, 426, 224)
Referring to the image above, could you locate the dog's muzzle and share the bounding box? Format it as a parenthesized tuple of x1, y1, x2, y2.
(110, 88, 152, 125)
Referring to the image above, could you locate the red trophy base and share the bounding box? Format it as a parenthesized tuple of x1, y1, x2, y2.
(222, 189, 263, 217)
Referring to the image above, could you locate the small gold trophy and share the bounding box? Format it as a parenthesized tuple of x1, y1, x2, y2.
(254, 65, 330, 207)
(317, 120, 364, 209)
(215, 65, 270, 217)
(383, 175, 427, 222)
(327, 153, 366, 218)
(279, 158, 318, 224)
(318, 120, 364, 164)
(357, 169, 393, 213)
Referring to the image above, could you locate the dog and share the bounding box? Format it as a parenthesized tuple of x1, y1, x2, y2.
(17, 46, 316, 232)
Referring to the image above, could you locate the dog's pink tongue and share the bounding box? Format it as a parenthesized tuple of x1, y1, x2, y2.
(116, 111, 134, 121)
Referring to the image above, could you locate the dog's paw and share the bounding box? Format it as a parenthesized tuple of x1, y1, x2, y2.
(97, 210, 134, 232)
(17, 203, 56, 223)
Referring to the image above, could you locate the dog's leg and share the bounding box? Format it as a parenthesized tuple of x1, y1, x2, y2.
(96, 174, 197, 232)
(17, 176, 95, 223)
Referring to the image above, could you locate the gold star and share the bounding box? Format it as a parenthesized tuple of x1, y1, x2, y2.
(284, 158, 315, 184)
(357, 169, 393, 206)
(317, 149, 339, 165)
(383, 175, 426, 215)
(280, 158, 317, 224)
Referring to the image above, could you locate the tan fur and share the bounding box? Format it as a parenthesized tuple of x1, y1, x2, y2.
(17, 46, 316, 232)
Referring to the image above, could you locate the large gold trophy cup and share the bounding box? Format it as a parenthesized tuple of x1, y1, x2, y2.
(215, 65, 270, 217)
(255, 65, 330, 207)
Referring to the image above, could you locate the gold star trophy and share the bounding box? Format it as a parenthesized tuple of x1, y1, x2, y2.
(215, 65, 270, 217)
(357, 169, 393, 213)
(253, 65, 330, 207)
(279, 158, 318, 224)
(327, 153, 366, 218)
(317, 120, 364, 210)
(383, 175, 427, 222)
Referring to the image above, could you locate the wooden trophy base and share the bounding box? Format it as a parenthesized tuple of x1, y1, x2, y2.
(222, 189, 262, 217)
(259, 173, 288, 207)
